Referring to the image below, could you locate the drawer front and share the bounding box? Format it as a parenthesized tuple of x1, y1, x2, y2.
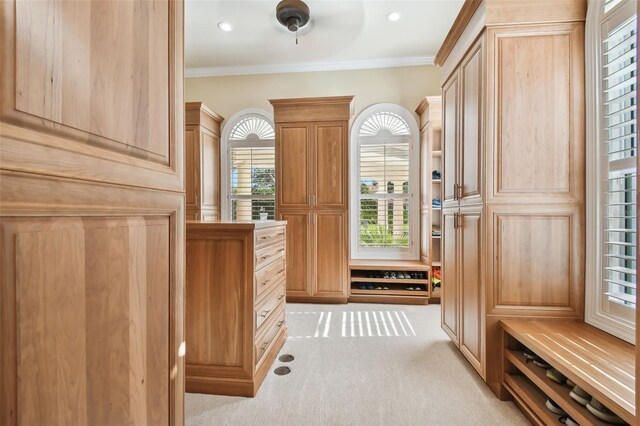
(255, 307, 285, 367)
(255, 225, 286, 250)
(255, 281, 286, 334)
(255, 238, 286, 271)
(255, 257, 286, 300)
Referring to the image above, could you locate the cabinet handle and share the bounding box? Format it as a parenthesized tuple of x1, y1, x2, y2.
(278, 294, 285, 300)
(260, 309, 271, 318)
(457, 184, 464, 200)
(277, 320, 285, 328)
(311, 195, 315, 205)
(262, 279, 270, 286)
(457, 213, 463, 229)
(453, 184, 458, 200)
(453, 212, 459, 230)
(261, 341, 270, 350)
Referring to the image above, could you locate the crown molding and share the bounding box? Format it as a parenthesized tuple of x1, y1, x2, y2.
(185, 56, 435, 78)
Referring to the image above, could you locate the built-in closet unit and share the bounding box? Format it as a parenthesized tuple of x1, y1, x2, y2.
(270, 96, 353, 303)
(0, 0, 185, 423)
(416, 97, 443, 300)
(185, 102, 224, 221)
(435, 0, 586, 396)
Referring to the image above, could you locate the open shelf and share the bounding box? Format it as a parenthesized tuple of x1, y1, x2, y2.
(351, 277, 429, 284)
(350, 287, 429, 297)
(348, 260, 431, 304)
(504, 374, 563, 426)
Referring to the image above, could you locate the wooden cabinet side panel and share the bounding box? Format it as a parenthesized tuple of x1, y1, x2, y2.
(313, 211, 348, 297)
(2, 217, 170, 426)
(442, 75, 459, 207)
(185, 126, 199, 209)
(278, 211, 311, 297)
(276, 125, 310, 209)
(441, 209, 459, 344)
(459, 208, 484, 375)
(200, 128, 219, 212)
(313, 122, 347, 208)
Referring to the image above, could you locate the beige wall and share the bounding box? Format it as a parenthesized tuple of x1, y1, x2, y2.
(185, 65, 441, 126)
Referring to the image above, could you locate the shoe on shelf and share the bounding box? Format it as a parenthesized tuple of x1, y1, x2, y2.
(566, 378, 576, 388)
(586, 398, 626, 424)
(569, 385, 591, 406)
(375, 286, 382, 290)
(545, 399, 567, 416)
(382, 286, 389, 290)
(546, 368, 567, 384)
(397, 272, 405, 279)
(390, 272, 397, 279)
(406, 287, 414, 291)
(432, 199, 441, 208)
(366, 283, 375, 290)
(559, 416, 580, 426)
(533, 356, 552, 369)
(432, 170, 441, 180)
(383, 271, 390, 279)
(523, 348, 537, 362)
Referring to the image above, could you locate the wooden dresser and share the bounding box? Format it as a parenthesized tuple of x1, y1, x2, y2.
(185, 220, 287, 397)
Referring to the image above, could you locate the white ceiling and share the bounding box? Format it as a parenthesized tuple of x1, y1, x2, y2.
(185, 0, 464, 76)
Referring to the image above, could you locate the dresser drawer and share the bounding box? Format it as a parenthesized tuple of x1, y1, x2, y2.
(255, 238, 286, 270)
(255, 257, 285, 300)
(255, 281, 286, 334)
(255, 225, 286, 250)
(255, 307, 285, 367)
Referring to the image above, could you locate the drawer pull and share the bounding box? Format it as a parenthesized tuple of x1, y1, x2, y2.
(259, 309, 271, 318)
(262, 279, 269, 286)
(277, 269, 284, 274)
(260, 255, 270, 260)
(261, 341, 270, 350)
(278, 249, 285, 253)
(277, 294, 285, 301)
(277, 320, 284, 328)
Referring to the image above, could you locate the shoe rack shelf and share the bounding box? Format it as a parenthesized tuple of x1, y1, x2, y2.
(501, 320, 635, 426)
(348, 260, 430, 305)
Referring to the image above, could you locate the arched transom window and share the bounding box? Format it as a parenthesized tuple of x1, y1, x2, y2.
(350, 104, 420, 260)
(221, 110, 276, 221)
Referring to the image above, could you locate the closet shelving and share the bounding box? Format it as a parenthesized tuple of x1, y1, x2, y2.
(348, 260, 431, 305)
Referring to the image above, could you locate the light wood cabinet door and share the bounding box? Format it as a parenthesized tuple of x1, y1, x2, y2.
(459, 206, 483, 376)
(441, 208, 459, 344)
(276, 124, 311, 209)
(313, 122, 347, 209)
(278, 211, 312, 297)
(442, 74, 459, 207)
(201, 128, 219, 212)
(185, 126, 200, 211)
(460, 39, 483, 205)
(313, 211, 348, 298)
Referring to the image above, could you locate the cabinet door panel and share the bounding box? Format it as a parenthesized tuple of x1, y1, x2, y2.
(185, 126, 199, 209)
(278, 211, 311, 297)
(314, 123, 347, 208)
(313, 211, 347, 298)
(441, 209, 459, 344)
(460, 41, 483, 204)
(442, 75, 458, 207)
(276, 125, 310, 209)
(459, 208, 483, 375)
(201, 128, 218, 211)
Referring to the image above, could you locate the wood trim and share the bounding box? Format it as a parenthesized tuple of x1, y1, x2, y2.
(270, 96, 354, 123)
(185, 101, 224, 133)
(434, 0, 482, 66)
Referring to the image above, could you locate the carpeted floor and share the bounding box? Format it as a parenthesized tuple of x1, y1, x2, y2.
(186, 303, 528, 426)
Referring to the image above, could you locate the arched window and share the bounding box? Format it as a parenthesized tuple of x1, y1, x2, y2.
(585, 0, 637, 343)
(221, 109, 276, 221)
(350, 104, 420, 259)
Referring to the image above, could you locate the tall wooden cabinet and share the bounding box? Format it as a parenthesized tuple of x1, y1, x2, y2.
(185, 102, 224, 221)
(0, 1, 185, 424)
(435, 0, 586, 396)
(270, 96, 353, 303)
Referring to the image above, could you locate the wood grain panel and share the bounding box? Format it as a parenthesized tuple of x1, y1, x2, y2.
(441, 209, 459, 344)
(494, 213, 578, 311)
(314, 211, 347, 297)
(186, 239, 245, 367)
(269, 96, 353, 123)
(459, 207, 483, 376)
(442, 74, 458, 207)
(491, 24, 584, 202)
(314, 123, 347, 208)
(276, 125, 310, 209)
(278, 211, 310, 297)
(185, 127, 199, 210)
(460, 40, 483, 205)
(201, 128, 218, 210)
(485, 0, 587, 25)
(13, 0, 169, 160)
(3, 217, 170, 426)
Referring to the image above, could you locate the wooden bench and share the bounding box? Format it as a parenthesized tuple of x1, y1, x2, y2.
(500, 319, 635, 425)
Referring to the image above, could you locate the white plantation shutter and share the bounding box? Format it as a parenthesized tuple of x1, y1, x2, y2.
(350, 106, 419, 259)
(601, 2, 637, 317)
(226, 114, 275, 221)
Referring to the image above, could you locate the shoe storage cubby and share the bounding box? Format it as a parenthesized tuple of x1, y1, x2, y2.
(348, 260, 431, 305)
(500, 320, 634, 426)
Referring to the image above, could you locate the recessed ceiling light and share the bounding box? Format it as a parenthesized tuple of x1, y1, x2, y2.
(217, 22, 233, 32)
(386, 12, 401, 22)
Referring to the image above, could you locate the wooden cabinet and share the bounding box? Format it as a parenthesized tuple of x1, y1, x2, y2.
(271, 96, 353, 303)
(185, 220, 287, 397)
(185, 102, 224, 221)
(0, 1, 184, 424)
(435, 0, 586, 394)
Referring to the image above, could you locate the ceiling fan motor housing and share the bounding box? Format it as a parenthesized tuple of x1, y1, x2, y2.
(276, 0, 310, 32)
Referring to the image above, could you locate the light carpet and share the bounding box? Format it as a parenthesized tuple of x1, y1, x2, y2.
(186, 303, 528, 426)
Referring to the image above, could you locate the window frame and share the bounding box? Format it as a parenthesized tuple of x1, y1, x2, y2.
(585, 0, 637, 344)
(349, 103, 421, 260)
(220, 108, 276, 222)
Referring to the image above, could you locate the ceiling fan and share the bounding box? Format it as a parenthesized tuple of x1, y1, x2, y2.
(276, 0, 310, 44)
